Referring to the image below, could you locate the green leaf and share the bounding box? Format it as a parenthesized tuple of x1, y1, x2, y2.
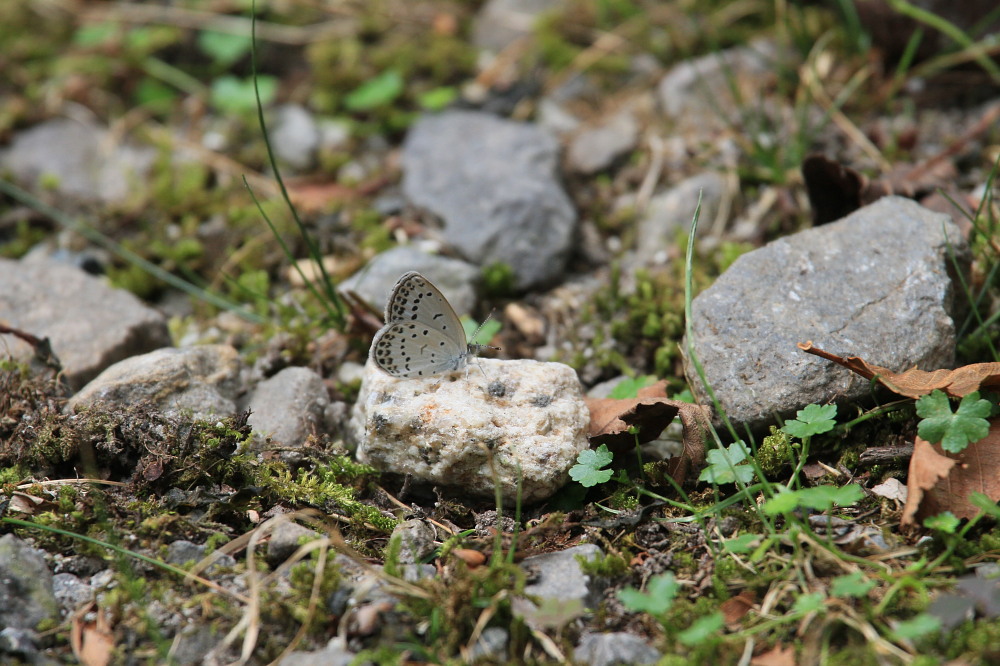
(211, 75, 277, 114)
(463, 316, 502, 345)
(569, 445, 614, 488)
(197, 31, 252, 67)
(794, 484, 864, 510)
(892, 613, 941, 640)
(923, 511, 960, 534)
(617, 572, 678, 615)
(916, 390, 992, 453)
(763, 484, 863, 515)
(792, 592, 825, 614)
(74, 22, 117, 47)
(722, 534, 760, 554)
(609, 375, 658, 399)
(344, 70, 404, 112)
(830, 572, 876, 598)
(782, 403, 837, 438)
(699, 441, 754, 485)
(417, 86, 458, 111)
(678, 612, 724, 646)
(762, 488, 800, 515)
(969, 492, 1000, 519)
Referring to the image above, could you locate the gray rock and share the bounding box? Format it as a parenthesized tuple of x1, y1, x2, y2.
(168, 625, 221, 666)
(635, 171, 729, 263)
(0, 258, 171, 390)
(51, 573, 93, 614)
(271, 104, 320, 170)
(566, 111, 640, 175)
(401, 110, 577, 290)
(468, 626, 509, 662)
(472, 0, 566, 53)
(67, 345, 242, 421)
(339, 247, 481, 317)
(574, 632, 662, 666)
(391, 519, 437, 564)
(657, 40, 780, 124)
(244, 366, 329, 448)
(512, 543, 604, 628)
(277, 639, 355, 666)
(352, 358, 590, 504)
(685, 196, 968, 433)
(0, 535, 59, 631)
(267, 522, 319, 566)
(166, 540, 236, 575)
(0, 116, 156, 203)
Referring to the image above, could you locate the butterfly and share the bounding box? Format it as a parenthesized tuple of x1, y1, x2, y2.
(369, 272, 496, 378)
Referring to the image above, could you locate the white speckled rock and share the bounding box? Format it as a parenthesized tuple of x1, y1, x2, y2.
(350, 359, 589, 504)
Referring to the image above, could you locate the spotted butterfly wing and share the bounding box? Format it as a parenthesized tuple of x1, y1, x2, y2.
(369, 272, 473, 378)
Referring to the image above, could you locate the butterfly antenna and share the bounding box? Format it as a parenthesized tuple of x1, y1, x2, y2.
(470, 309, 502, 352)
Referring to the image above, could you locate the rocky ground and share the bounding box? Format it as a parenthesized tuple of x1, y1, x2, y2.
(1, 1, 999, 664)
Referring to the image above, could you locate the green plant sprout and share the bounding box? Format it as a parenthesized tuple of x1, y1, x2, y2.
(609, 375, 658, 399)
(569, 445, 614, 488)
(915, 390, 992, 453)
(698, 441, 755, 485)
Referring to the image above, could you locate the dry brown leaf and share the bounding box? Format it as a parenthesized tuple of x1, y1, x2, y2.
(751, 644, 797, 666)
(71, 604, 114, 666)
(721, 590, 756, 626)
(585, 380, 682, 451)
(585, 380, 708, 484)
(798, 341, 1000, 398)
(901, 421, 1000, 527)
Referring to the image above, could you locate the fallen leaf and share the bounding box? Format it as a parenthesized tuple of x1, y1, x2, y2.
(798, 341, 1000, 398)
(585, 380, 708, 482)
(801, 154, 957, 226)
(585, 380, 680, 449)
(871, 478, 908, 503)
(71, 604, 114, 666)
(721, 590, 756, 625)
(751, 644, 796, 666)
(901, 421, 1000, 526)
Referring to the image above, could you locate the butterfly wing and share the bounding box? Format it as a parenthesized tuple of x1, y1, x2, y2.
(382, 272, 466, 339)
(370, 321, 469, 378)
(371, 272, 470, 378)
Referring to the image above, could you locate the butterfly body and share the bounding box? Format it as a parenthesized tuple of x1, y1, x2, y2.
(370, 272, 489, 378)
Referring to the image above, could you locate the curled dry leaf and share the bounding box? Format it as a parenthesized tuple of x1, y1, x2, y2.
(584, 380, 708, 483)
(721, 590, 756, 626)
(798, 341, 1000, 398)
(801, 153, 958, 225)
(901, 421, 1000, 527)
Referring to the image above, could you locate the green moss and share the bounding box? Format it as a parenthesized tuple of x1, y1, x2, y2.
(577, 550, 629, 578)
(756, 427, 793, 478)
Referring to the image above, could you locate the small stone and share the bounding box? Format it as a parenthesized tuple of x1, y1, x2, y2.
(0, 535, 60, 631)
(472, 0, 565, 53)
(574, 632, 662, 666)
(0, 258, 171, 389)
(0, 117, 155, 203)
(566, 111, 640, 175)
(67, 345, 242, 421)
(391, 519, 438, 564)
(267, 522, 319, 566)
(401, 110, 577, 290)
(633, 171, 729, 263)
(271, 104, 320, 171)
(351, 359, 590, 503)
(339, 247, 481, 317)
(244, 366, 329, 449)
(51, 573, 93, 614)
(512, 543, 604, 628)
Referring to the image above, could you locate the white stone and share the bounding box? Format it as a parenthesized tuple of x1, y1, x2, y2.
(350, 358, 589, 503)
